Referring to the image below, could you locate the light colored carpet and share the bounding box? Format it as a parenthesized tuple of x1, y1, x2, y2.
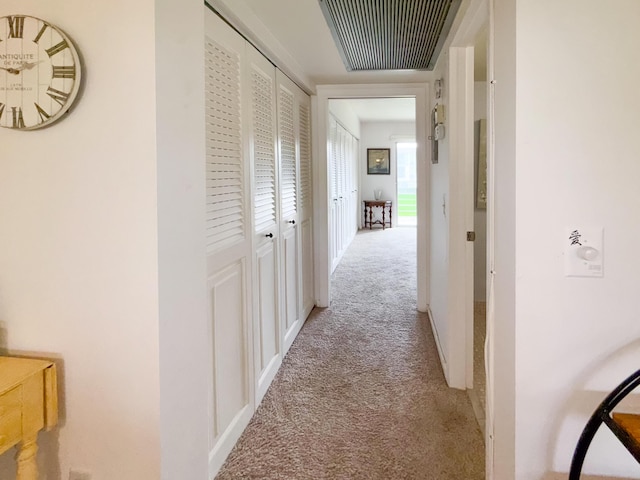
(474, 302, 487, 413)
(216, 227, 485, 479)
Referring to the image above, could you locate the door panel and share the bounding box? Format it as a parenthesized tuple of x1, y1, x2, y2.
(209, 261, 249, 440)
(300, 216, 314, 317)
(247, 45, 281, 404)
(277, 71, 302, 354)
(297, 95, 314, 318)
(256, 240, 279, 375)
(205, 11, 254, 477)
(282, 226, 299, 345)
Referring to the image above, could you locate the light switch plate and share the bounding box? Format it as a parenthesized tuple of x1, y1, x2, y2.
(564, 227, 603, 277)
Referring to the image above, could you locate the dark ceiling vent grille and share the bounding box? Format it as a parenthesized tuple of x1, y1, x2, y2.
(319, 0, 461, 71)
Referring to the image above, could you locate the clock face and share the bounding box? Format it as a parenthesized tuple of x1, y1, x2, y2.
(0, 15, 81, 130)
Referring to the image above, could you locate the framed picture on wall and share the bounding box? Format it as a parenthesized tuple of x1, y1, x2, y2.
(367, 148, 391, 175)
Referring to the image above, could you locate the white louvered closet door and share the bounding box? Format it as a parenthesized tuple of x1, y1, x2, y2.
(247, 44, 281, 404)
(276, 71, 300, 354)
(297, 90, 314, 321)
(351, 136, 360, 235)
(204, 11, 254, 478)
(329, 116, 339, 268)
(337, 124, 346, 257)
(329, 115, 359, 273)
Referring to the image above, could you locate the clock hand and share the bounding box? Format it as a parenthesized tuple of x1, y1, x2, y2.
(17, 60, 44, 71)
(0, 65, 20, 75)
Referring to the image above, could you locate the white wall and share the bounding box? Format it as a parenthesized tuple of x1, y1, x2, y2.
(359, 121, 415, 227)
(493, 1, 640, 478)
(429, 53, 451, 369)
(0, 1, 209, 478)
(328, 99, 361, 139)
(474, 82, 487, 301)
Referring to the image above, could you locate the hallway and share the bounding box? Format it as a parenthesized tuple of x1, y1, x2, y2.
(216, 227, 484, 479)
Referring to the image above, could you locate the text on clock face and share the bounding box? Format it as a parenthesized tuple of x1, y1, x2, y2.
(2, 85, 34, 92)
(0, 15, 81, 129)
(1, 54, 36, 61)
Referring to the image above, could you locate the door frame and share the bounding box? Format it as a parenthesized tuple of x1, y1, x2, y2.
(445, 0, 488, 392)
(312, 84, 430, 311)
(446, 0, 493, 477)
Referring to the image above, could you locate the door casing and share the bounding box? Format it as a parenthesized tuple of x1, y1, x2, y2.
(312, 84, 430, 311)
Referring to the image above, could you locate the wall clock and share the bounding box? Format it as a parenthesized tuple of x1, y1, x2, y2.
(0, 15, 81, 130)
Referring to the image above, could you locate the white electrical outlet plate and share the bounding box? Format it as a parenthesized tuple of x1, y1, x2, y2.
(564, 227, 604, 277)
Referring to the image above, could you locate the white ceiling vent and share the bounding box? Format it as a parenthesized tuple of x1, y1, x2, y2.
(319, 0, 462, 71)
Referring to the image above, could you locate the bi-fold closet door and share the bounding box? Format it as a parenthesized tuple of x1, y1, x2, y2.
(329, 115, 359, 273)
(204, 10, 313, 477)
(277, 71, 315, 355)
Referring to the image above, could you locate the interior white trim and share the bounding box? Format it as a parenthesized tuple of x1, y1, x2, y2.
(446, 0, 494, 476)
(446, 46, 475, 391)
(313, 84, 430, 310)
(427, 306, 448, 377)
(486, 0, 497, 477)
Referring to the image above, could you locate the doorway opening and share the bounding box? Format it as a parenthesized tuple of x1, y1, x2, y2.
(396, 142, 417, 226)
(314, 84, 430, 311)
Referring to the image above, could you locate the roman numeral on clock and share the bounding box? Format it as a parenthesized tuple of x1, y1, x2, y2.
(52, 65, 76, 79)
(8, 16, 25, 39)
(46, 39, 69, 57)
(47, 87, 70, 106)
(33, 23, 49, 44)
(35, 103, 51, 122)
(0, 103, 5, 120)
(12, 107, 25, 129)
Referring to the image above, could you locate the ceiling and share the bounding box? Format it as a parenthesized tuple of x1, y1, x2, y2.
(333, 98, 416, 122)
(207, 1, 485, 123)
(209, 0, 437, 87)
(318, 0, 461, 71)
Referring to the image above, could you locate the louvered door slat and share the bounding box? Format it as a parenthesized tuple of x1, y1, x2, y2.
(205, 37, 245, 253)
(278, 86, 296, 219)
(330, 117, 338, 199)
(206, 191, 245, 205)
(251, 81, 276, 230)
(299, 101, 311, 211)
(207, 204, 243, 220)
(207, 175, 241, 185)
(207, 184, 243, 196)
(251, 64, 276, 234)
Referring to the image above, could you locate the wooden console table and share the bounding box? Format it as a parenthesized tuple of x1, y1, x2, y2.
(363, 200, 392, 230)
(0, 357, 58, 480)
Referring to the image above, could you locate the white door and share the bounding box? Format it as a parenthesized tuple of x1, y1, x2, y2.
(329, 116, 339, 271)
(204, 11, 254, 476)
(297, 92, 314, 319)
(276, 71, 301, 353)
(337, 125, 346, 256)
(247, 45, 282, 404)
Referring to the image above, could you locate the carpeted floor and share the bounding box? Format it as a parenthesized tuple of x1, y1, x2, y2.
(216, 227, 485, 479)
(472, 302, 487, 419)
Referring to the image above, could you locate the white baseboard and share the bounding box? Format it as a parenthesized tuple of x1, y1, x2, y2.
(426, 306, 449, 384)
